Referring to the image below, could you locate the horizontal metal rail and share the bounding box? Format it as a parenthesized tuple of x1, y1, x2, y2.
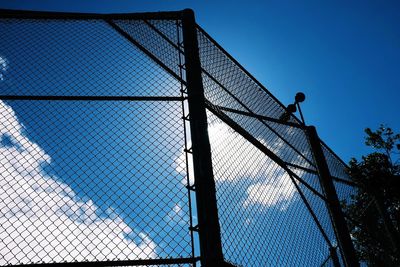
(285, 161, 318, 174)
(0, 8, 183, 20)
(14, 257, 200, 267)
(216, 105, 304, 129)
(0, 95, 185, 101)
(286, 162, 357, 187)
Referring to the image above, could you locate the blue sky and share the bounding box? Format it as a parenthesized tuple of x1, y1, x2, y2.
(0, 1, 398, 266)
(0, 0, 399, 162)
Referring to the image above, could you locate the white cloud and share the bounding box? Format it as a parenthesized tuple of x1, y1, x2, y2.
(243, 178, 297, 211)
(174, 121, 298, 210)
(165, 202, 188, 225)
(0, 100, 157, 265)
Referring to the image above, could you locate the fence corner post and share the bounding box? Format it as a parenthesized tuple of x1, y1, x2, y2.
(330, 246, 341, 267)
(306, 126, 359, 267)
(181, 8, 225, 267)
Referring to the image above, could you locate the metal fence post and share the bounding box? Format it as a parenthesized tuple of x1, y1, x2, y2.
(181, 9, 225, 266)
(330, 246, 341, 267)
(306, 126, 359, 267)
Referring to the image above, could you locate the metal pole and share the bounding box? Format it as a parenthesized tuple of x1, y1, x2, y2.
(330, 247, 341, 267)
(306, 126, 359, 267)
(295, 102, 306, 125)
(181, 9, 225, 267)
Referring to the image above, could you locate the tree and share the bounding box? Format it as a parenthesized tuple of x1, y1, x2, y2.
(343, 125, 400, 266)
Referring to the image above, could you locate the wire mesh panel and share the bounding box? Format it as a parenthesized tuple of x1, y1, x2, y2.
(321, 143, 351, 182)
(206, 113, 318, 265)
(197, 28, 301, 125)
(206, 111, 338, 266)
(197, 25, 356, 266)
(0, 11, 196, 266)
(1, 8, 357, 267)
(320, 253, 337, 267)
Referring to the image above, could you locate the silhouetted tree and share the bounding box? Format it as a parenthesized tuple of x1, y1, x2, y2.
(343, 126, 400, 266)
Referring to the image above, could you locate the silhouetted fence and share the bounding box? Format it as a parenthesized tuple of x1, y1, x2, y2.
(0, 9, 358, 266)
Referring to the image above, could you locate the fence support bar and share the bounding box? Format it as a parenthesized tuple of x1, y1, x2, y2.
(307, 126, 359, 267)
(181, 9, 225, 266)
(330, 247, 341, 267)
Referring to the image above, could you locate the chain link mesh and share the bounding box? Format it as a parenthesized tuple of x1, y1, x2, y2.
(198, 25, 356, 266)
(0, 9, 357, 267)
(113, 19, 182, 78)
(206, 112, 336, 266)
(321, 143, 350, 181)
(197, 28, 299, 125)
(0, 14, 195, 266)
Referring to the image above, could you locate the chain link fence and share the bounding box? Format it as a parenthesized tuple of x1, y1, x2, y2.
(0, 9, 357, 267)
(0, 11, 197, 266)
(196, 26, 358, 267)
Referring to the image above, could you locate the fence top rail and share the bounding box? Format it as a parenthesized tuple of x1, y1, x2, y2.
(0, 8, 185, 20)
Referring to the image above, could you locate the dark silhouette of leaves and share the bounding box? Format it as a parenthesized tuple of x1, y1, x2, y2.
(343, 126, 400, 266)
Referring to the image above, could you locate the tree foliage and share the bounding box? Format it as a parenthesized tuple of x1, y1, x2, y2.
(343, 125, 400, 266)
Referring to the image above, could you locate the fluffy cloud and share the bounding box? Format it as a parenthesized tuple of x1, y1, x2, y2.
(243, 178, 297, 211)
(0, 100, 156, 265)
(165, 202, 188, 226)
(174, 121, 298, 211)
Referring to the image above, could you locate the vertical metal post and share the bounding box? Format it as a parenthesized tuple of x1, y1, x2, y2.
(181, 9, 225, 266)
(330, 247, 341, 267)
(307, 126, 359, 267)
